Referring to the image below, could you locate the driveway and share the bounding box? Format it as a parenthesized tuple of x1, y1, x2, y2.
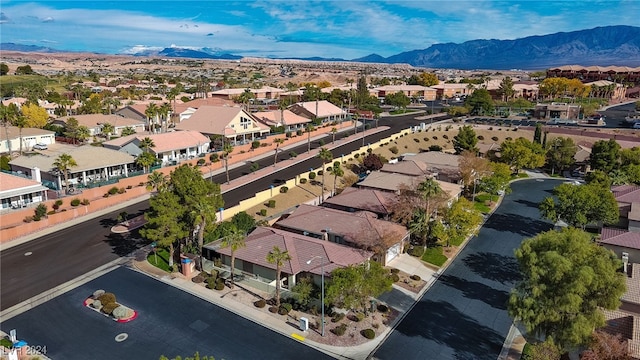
(373, 178, 563, 360)
(0, 267, 332, 360)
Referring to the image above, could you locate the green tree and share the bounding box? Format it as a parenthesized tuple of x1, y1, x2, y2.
(330, 161, 344, 195)
(624, 164, 640, 185)
(620, 147, 640, 166)
(508, 228, 626, 351)
(465, 88, 494, 115)
(325, 261, 393, 315)
(266, 246, 292, 307)
(441, 198, 483, 247)
(75, 125, 90, 144)
(546, 137, 577, 176)
(101, 122, 115, 139)
(452, 125, 478, 154)
(318, 147, 333, 201)
(533, 123, 542, 144)
(0, 63, 8, 76)
(590, 139, 620, 173)
(145, 103, 158, 133)
(64, 117, 80, 143)
(539, 183, 619, 229)
(585, 170, 612, 189)
(384, 91, 410, 109)
(139, 137, 155, 153)
(15, 65, 34, 75)
(230, 211, 256, 234)
(500, 137, 546, 173)
(580, 331, 632, 360)
(496, 76, 515, 101)
(305, 123, 314, 154)
(220, 225, 245, 288)
(53, 153, 77, 193)
(141, 190, 186, 269)
(418, 72, 439, 87)
(120, 126, 136, 136)
(146, 171, 167, 193)
(478, 162, 512, 204)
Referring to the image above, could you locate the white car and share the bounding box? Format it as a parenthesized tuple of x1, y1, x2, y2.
(33, 143, 48, 150)
(633, 122, 640, 129)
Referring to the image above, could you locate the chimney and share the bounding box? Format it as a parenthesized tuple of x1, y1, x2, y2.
(623, 252, 629, 274)
(33, 167, 41, 183)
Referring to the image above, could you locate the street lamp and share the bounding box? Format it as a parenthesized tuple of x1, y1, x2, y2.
(306, 255, 325, 337)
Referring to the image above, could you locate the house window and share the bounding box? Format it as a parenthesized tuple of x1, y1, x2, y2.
(240, 117, 251, 130)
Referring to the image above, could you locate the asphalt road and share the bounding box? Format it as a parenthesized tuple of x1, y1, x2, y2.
(0, 113, 440, 311)
(373, 178, 564, 360)
(0, 267, 333, 360)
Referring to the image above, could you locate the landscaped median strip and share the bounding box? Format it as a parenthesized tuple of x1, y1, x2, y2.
(291, 333, 305, 342)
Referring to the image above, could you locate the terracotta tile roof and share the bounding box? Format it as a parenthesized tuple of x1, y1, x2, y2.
(0, 172, 43, 192)
(182, 97, 235, 108)
(372, 85, 434, 92)
(175, 105, 268, 135)
(623, 263, 640, 306)
(275, 204, 408, 250)
(290, 100, 344, 118)
(9, 146, 135, 173)
(58, 114, 145, 129)
(614, 185, 640, 204)
(322, 187, 397, 215)
(357, 171, 423, 192)
(209, 227, 372, 276)
(600, 228, 640, 250)
(381, 160, 430, 176)
(253, 109, 311, 126)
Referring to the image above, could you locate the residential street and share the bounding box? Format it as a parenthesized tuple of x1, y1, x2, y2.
(372, 178, 563, 360)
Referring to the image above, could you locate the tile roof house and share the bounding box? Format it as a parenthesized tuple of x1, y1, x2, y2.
(357, 171, 463, 201)
(288, 100, 346, 123)
(103, 130, 210, 165)
(204, 226, 372, 292)
(175, 105, 269, 145)
(613, 185, 640, 229)
(210, 86, 284, 101)
(0, 172, 50, 209)
(602, 263, 640, 359)
(9, 147, 136, 190)
(322, 187, 397, 220)
(0, 126, 56, 154)
(371, 85, 437, 101)
(274, 204, 409, 265)
(380, 159, 431, 177)
(401, 152, 462, 183)
(599, 186, 640, 262)
(54, 114, 146, 137)
(253, 109, 311, 132)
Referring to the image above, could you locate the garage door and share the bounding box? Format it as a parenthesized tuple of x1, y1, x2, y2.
(386, 243, 401, 264)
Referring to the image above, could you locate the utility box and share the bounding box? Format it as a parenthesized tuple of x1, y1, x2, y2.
(299, 317, 309, 332)
(181, 258, 194, 277)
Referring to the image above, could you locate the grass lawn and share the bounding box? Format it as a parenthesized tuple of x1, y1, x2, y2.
(473, 193, 497, 213)
(147, 247, 171, 272)
(422, 246, 448, 267)
(390, 108, 419, 115)
(512, 172, 529, 179)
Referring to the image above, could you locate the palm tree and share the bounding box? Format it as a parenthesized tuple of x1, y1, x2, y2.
(222, 142, 233, 185)
(266, 246, 291, 307)
(331, 127, 337, 144)
(191, 200, 215, 271)
(139, 137, 155, 153)
(158, 102, 171, 133)
(146, 170, 167, 194)
(136, 152, 156, 173)
(305, 123, 314, 154)
(330, 161, 344, 195)
(75, 125, 90, 144)
(13, 115, 26, 154)
(121, 126, 136, 136)
(318, 147, 333, 202)
(273, 138, 285, 167)
(101, 122, 115, 140)
(145, 103, 158, 133)
(53, 153, 78, 193)
(416, 178, 443, 249)
(221, 225, 246, 289)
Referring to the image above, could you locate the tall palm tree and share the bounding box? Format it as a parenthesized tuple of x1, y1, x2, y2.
(139, 137, 155, 153)
(305, 123, 314, 154)
(266, 246, 291, 307)
(221, 225, 246, 289)
(222, 142, 234, 185)
(101, 122, 115, 140)
(146, 170, 167, 194)
(136, 152, 156, 173)
(75, 125, 90, 144)
(273, 138, 284, 167)
(191, 199, 215, 271)
(53, 153, 78, 193)
(159, 102, 171, 133)
(330, 161, 344, 196)
(417, 178, 443, 221)
(13, 115, 26, 154)
(145, 103, 158, 133)
(318, 147, 333, 202)
(331, 127, 337, 144)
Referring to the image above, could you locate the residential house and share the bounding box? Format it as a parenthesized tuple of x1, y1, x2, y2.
(371, 85, 437, 101)
(203, 226, 372, 292)
(533, 102, 581, 121)
(288, 100, 346, 123)
(103, 130, 210, 165)
(175, 105, 269, 145)
(546, 65, 640, 85)
(431, 83, 474, 100)
(357, 171, 463, 201)
(0, 126, 55, 154)
(274, 204, 409, 265)
(210, 86, 284, 102)
(322, 187, 397, 220)
(0, 172, 49, 209)
(602, 263, 640, 359)
(599, 186, 640, 262)
(401, 152, 463, 183)
(9, 147, 136, 190)
(53, 114, 146, 138)
(253, 109, 311, 132)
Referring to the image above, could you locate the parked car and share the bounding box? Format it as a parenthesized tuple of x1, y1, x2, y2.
(33, 143, 48, 150)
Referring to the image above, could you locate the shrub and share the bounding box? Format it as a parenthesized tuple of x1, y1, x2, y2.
(251, 140, 261, 149)
(410, 274, 422, 281)
(361, 328, 376, 339)
(280, 186, 288, 193)
(118, 187, 126, 194)
(309, 172, 316, 180)
(477, 135, 484, 140)
(269, 306, 278, 313)
(506, 137, 513, 141)
(47, 210, 56, 216)
(488, 127, 493, 130)
(192, 275, 204, 284)
(281, 303, 292, 313)
(71, 198, 81, 206)
(391, 273, 400, 282)
(317, 170, 323, 176)
(319, 139, 325, 146)
(413, 138, 420, 143)
(332, 313, 345, 322)
(260, 209, 267, 216)
(81, 198, 90, 205)
(354, 153, 360, 159)
(252, 299, 266, 308)
(35, 203, 47, 218)
(206, 277, 217, 289)
(278, 307, 288, 315)
(101, 302, 119, 315)
(428, 145, 442, 152)
(491, 136, 499, 141)
(377, 304, 389, 313)
(126, 185, 133, 189)
(215, 280, 225, 291)
(296, 130, 303, 136)
(112, 305, 132, 320)
(93, 289, 105, 298)
(285, 132, 292, 138)
(355, 312, 366, 322)
(390, 268, 400, 274)
(389, 146, 399, 154)
(91, 300, 102, 309)
(299, 178, 307, 184)
(209, 153, 219, 162)
(442, 134, 449, 139)
(98, 292, 116, 305)
(423, 137, 429, 141)
(409, 246, 425, 257)
(432, 136, 438, 140)
(209, 269, 218, 279)
(108, 186, 119, 195)
(23, 216, 34, 223)
(372, 323, 380, 329)
(268, 200, 276, 208)
(54, 199, 63, 207)
(289, 151, 297, 158)
(138, 182, 145, 187)
(332, 323, 347, 336)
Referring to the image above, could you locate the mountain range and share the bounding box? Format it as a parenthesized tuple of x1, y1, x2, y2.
(1, 25, 639, 69)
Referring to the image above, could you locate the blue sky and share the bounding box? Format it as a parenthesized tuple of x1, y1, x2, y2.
(0, 1, 638, 59)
